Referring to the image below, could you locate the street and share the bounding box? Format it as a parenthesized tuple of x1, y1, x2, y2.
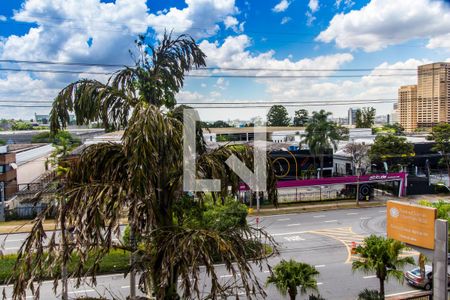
(1, 206, 420, 299)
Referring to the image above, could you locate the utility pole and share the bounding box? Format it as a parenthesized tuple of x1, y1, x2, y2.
(129, 225, 137, 299)
(0, 181, 5, 222)
(355, 168, 360, 206)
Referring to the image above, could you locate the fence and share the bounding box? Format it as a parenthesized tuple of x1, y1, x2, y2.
(386, 291, 432, 300)
(5, 204, 55, 220)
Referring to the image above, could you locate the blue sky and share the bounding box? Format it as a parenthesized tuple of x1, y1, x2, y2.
(0, 0, 449, 121)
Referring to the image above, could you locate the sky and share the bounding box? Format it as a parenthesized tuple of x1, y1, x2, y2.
(0, 0, 450, 122)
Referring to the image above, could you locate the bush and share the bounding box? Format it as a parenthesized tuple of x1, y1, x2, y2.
(11, 121, 33, 131)
(203, 199, 248, 231)
(31, 130, 81, 146)
(358, 289, 383, 300)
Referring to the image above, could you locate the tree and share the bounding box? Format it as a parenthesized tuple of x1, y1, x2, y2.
(343, 142, 370, 175)
(355, 107, 376, 128)
(10, 33, 279, 300)
(303, 110, 348, 177)
(267, 259, 320, 300)
(369, 134, 414, 172)
(209, 120, 231, 128)
(11, 120, 33, 131)
(267, 105, 290, 127)
(352, 235, 414, 298)
(293, 109, 309, 127)
(357, 289, 382, 300)
(428, 123, 450, 179)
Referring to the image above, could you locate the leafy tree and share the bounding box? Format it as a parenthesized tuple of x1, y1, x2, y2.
(382, 123, 405, 135)
(355, 107, 376, 128)
(31, 131, 81, 146)
(267, 105, 290, 127)
(352, 235, 414, 298)
(10, 33, 278, 300)
(209, 120, 231, 128)
(428, 123, 450, 178)
(369, 134, 414, 172)
(267, 259, 320, 300)
(343, 142, 370, 175)
(303, 110, 347, 177)
(293, 109, 309, 127)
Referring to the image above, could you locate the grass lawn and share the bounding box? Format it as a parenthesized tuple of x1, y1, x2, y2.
(0, 249, 130, 284)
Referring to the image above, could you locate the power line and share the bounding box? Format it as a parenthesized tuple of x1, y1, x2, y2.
(0, 68, 417, 78)
(0, 59, 419, 72)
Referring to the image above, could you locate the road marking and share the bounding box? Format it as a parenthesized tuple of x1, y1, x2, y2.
(272, 231, 308, 237)
(287, 223, 301, 227)
(324, 220, 338, 223)
(277, 218, 290, 221)
(4, 247, 20, 250)
(283, 236, 305, 242)
(220, 274, 233, 278)
(363, 275, 376, 279)
(360, 217, 371, 220)
(317, 282, 323, 285)
(346, 212, 358, 215)
(121, 285, 130, 289)
(313, 215, 325, 218)
(2, 239, 25, 242)
(379, 210, 386, 213)
(263, 270, 270, 273)
(68, 289, 95, 294)
(314, 265, 325, 268)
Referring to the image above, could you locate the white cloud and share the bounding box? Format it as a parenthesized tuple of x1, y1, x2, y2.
(224, 16, 238, 29)
(306, 0, 319, 26)
(223, 16, 244, 33)
(272, 0, 290, 13)
(317, 0, 450, 52)
(0, 15, 7, 22)
(335, 0, 354, 10)
(281, 17, 292, 25)
(147, 0, 238, 39)
(308, 0, 319, 13)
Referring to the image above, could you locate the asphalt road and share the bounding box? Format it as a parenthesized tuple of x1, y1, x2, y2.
(0, 206, 420, 299)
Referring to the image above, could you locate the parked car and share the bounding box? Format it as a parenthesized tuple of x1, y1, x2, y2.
(404, 265, 450, 290)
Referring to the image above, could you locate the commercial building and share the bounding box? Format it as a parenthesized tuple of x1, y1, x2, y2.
(399, 85, 418, 132)
(417, 62, 450, 128)
(347, 108, 358, 125)
(397, 62, 450, 131)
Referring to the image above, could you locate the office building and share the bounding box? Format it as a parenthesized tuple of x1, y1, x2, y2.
(399, 85, 417, 132)
(348, 108, 358, 125)
(417, 62, 450, 127)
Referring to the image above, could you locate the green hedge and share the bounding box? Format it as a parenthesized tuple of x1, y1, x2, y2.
(0, 250, 130, 284)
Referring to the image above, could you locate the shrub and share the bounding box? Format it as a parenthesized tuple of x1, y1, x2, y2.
(358, 289, 383, 300)
(309, 295, 325, 300)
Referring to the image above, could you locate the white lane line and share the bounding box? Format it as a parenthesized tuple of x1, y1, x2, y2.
(220, 274, 233, 278)
(363, 275, 376, 279)
(379, 210, 386, 213)
(277, 218, 291, 221)
(272, 231, 308, 237)
(313, 215, 325, 218)
(360, 217, 371, 220)
(121, 285, 130, 289)
(346, 212, 358, 215)
(324, 220, 338, 223)
(263, 270, 270, 273)
(287, 223, 301, 227)
(68, 289, 95, 294)
(317, 282, 323, 285)
(2, 239, 25, 242)
(283, 236, 305, 242)
(314, 265, 326, 268)
(4, 247, 20, 250)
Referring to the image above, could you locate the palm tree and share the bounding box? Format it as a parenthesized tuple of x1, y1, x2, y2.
(9, 32, 278, 300)
(352, 235, 414, 298)
(303, 110, 346, 178)
(267, 259, 320, 300)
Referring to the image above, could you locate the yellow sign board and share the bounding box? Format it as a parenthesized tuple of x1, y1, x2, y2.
(386, 201, 437, 250)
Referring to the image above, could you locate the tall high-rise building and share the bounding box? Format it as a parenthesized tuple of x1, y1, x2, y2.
(348, 107, 358, 125)
(399, 85, 417, 132)
(417, 62, 450, 127)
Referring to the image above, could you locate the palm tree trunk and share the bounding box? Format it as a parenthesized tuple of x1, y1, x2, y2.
(319, 155, 324, 178)
(288, 287, 297, 300)
(379, 277, 385, 298)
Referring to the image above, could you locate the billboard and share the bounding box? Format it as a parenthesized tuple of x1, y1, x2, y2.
(387, 201, 437, 250)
